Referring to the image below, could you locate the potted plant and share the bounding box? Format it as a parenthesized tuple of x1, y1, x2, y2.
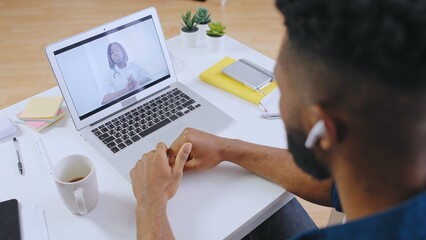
(195, 7, 212, 41)
(206, 21, 226, 52)
(180, 9, 199, 48)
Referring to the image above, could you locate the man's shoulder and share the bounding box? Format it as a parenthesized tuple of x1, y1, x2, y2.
(293, 190, 426, 240)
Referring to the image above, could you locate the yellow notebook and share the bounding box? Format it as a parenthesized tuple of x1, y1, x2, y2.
(199, 57, 277, 105)
(19, 96, 64, 120)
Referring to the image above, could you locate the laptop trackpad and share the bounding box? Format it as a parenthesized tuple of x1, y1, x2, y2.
(149, 122, 186, 147)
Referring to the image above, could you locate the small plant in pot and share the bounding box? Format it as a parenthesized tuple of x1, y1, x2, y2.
(195, 7, 212, 41)
(206, 21, 226, 52)
(180, 9, 199, 48)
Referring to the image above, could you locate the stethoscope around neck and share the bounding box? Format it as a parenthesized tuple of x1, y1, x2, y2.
(112, 64, 124, 79)
(112, 63, 130, 79)
(113, 68, 120, 79)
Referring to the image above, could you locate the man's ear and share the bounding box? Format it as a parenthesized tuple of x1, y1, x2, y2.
(305, 120, 326, 149)
(302, 105, 337, 151)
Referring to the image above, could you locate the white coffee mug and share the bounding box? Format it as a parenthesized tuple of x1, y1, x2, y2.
(53, 154, 98, 215)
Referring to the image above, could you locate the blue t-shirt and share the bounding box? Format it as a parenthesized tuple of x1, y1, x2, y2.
(292, 185, 426, 240)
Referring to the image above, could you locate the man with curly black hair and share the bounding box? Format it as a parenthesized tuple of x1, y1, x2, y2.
(130, 0, 426, 239)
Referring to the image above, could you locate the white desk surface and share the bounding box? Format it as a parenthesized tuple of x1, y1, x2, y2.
(0, 36, 293, 240)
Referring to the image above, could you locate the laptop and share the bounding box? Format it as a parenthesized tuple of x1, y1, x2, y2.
(45, 7, 233, 181)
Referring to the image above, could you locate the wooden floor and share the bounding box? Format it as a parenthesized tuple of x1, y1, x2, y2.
(0, 0, 332, 229)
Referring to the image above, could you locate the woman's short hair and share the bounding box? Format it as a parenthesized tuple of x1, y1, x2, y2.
(107, 42, 129, 69)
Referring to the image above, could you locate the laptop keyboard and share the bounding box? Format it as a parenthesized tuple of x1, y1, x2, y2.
(91, 88, 201, 153)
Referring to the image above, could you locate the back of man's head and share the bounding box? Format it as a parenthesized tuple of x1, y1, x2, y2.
(275, 0, 426, 160)
(276, 0, 426, 93)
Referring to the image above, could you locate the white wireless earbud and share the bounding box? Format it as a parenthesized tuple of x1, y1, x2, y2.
(304, 120, 326, 149)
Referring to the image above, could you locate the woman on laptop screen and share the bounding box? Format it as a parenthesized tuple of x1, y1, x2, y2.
(101, 42, 152, 104)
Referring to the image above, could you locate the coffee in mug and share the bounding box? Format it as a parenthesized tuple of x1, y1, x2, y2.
(68, 177, 85, 183)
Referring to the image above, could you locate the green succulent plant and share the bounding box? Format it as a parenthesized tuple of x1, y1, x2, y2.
(180, 10, 198, 32)
(206, 21, 226, 37)
(195, 7, 211, 25)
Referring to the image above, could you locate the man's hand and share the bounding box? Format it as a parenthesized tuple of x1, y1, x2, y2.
(168, 128, 227, 171)
(130, 142, 192, 206)
(130, 142, 191, 239)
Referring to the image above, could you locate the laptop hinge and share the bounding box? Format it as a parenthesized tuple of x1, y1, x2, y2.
(89, 86, 171, 127)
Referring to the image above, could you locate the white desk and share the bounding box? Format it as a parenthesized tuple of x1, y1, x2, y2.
(0, 36, 293, 240)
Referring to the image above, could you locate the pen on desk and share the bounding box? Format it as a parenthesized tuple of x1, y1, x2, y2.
(261, 113, 281, 119)
(36, 138, 53, 175)
(13, 137, 24, 175)
(14, 119, 25, 125)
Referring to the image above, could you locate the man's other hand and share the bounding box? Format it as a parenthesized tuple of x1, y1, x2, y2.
(130, 142, 192, 206)
(168, 128, 226, 172)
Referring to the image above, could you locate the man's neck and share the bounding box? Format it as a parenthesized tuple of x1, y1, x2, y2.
(333, 156, 426, 221)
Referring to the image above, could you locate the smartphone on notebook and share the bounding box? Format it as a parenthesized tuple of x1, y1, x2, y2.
(222, 58, 274, 91)
(0, 199, 21, 240)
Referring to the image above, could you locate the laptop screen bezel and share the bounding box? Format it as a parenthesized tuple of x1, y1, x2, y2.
(45, 7, 177, 131)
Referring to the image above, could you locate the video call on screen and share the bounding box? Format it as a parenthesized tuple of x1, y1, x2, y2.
(55, 16, 170, 120)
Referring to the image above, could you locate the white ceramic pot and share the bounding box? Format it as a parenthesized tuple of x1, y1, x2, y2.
(180, 28, 199, 48)
(197, 23, 210, 41)
(206, 35, 225, 52)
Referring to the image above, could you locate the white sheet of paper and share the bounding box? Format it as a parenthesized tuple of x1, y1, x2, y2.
(21, 205, 50, 240)
(0, 149, 51, 240)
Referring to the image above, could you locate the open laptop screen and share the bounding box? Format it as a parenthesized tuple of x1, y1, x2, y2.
(53, 15, 170, 121)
